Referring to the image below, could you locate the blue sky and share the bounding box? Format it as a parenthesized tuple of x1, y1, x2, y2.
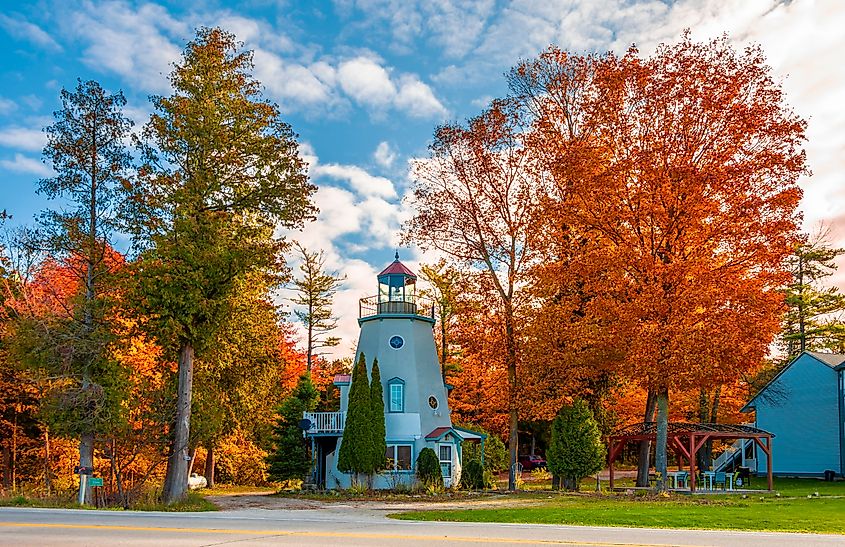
(1, 0, 843, 355)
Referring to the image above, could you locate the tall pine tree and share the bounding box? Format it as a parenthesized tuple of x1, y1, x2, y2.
(370, 358, 387, 472)
(128, 27, 316, 503)
(29, 79, 132, 504)
(782, 233, 845, 359)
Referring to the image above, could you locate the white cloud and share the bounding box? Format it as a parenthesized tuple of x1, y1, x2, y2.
(373, 141, 397, 168)
(0, 14, 62, 51)
(336, 1, 496, 58)
(0, 98, 17, 115)
(0, 126, 46, 152)
(335, 56, 447, 118)
(65, 2, 186, 93)
(253, 49, 339, 109)
(395, 75, 448, 118)
(0, 153, 51, 176)
(337, 57, 397, 108)
(314, 163, 397, 199)
(278, 141, 418, 358)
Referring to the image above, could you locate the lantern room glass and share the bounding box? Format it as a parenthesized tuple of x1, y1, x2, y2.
(378, 274, 415, 304)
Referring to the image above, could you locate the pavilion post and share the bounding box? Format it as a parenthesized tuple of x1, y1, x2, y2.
(689, 434, 696, 492)
(766, 436, 773, 491)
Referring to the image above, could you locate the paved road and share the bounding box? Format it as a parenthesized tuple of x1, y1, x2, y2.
(2, 506, 844, 546)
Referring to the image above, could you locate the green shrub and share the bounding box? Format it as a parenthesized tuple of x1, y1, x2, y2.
(416, 447, 443, 489)
(461, 459, 485, 490)
(546, 399, 606, 491)
(456, 424, 508, 473)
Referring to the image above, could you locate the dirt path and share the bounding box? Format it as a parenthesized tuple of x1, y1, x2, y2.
(205, 491, 548, 512)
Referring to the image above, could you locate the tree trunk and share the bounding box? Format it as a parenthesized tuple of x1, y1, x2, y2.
(205, 444, 215, 488)
(78, 431, 94, 504)
(654, 386, 670, 493)
(306, 320, 313, 373)
(440, 318, 448, 381)
(78, 139, 98, 506)
(696, 388, 709, 470)
(43, 427, 52, 495)
(163, 342, 194, 504)
(504, 305, 519, 492)
(187, 447, 197, 476)
(635, 389, 657, 487)
(110, 438, 128, 508)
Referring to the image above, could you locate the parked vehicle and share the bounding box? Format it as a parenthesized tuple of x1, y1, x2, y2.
(518, 454, 547, 470)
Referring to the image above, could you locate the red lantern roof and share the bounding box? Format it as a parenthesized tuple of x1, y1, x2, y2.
(378, 252, 417, 278)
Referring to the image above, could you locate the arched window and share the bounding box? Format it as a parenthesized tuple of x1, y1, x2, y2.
(388, 377, 405, 413)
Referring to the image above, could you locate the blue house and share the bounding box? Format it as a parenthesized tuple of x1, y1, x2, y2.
(742, 351, 845, 477)
(303, 254, 483, 489)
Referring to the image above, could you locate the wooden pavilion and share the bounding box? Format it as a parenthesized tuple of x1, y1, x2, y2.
(607, 422, 774, 492)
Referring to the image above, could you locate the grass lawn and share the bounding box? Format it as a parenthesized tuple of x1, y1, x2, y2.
(0, 490, 217, 512)
(391, 478, 845, 534)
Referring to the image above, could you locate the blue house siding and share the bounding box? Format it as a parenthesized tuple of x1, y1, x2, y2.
(751, 353, 841, 476)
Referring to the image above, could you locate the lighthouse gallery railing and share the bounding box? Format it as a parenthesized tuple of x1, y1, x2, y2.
(358, 295, 435, 319)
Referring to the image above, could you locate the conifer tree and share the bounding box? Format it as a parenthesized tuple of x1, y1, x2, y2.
(128, 27, 316, 503)
(290, 242, 344, 372)
(370, 358, 387, 472)
(546, 400, 605, 491)
(781, 233, 845, 358)
(337, 352, 372, 478)
(266, 373, 319, 483)
(28, 79, 132, 504)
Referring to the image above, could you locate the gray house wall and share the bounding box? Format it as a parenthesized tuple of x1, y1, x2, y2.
(751, 353, 841, 476)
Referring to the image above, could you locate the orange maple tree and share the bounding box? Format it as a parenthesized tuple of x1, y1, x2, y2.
(512, 33, 808, 490)
(405, 104, 544, 489)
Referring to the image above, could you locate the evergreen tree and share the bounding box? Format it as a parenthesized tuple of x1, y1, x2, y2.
(128, 27, 316, 503)
(336, 352, 373, 477)
(266, 373, 319, 483)
(370, 358, 387, 472)
(26, 79, 132, 504)
(546, 400, 605, 491)
(781, 232, 845, 359)
(290, 242, 344, 372)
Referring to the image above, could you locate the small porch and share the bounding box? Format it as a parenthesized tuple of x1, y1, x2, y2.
(302, 411, 346, 435)
(607, 422, 774, 492)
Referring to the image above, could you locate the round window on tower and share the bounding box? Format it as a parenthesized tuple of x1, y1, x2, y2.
(428, 396, 438, 410)
(389, 335, 404, 349)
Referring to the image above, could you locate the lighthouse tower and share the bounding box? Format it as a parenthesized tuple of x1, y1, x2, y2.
(307, 253, 480, 489)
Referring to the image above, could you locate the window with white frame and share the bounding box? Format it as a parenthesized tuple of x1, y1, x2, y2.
(388, 377, 404, 412)
(385, 444, 412, 471)
(439, 444, 452, 477)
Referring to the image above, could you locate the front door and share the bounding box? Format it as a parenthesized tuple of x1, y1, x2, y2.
(438, 444, 453, 487)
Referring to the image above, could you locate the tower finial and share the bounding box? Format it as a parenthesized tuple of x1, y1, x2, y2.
(395, 250, 399, 261)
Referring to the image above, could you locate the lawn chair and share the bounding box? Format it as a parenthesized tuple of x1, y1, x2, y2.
(714, 471, 727, 490)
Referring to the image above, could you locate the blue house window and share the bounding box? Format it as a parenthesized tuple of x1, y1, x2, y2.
(388, 377, 405, 412)
(385, 444, 413, 471)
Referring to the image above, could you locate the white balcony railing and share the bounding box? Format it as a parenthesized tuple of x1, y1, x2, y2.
(303, 411, 346, 434)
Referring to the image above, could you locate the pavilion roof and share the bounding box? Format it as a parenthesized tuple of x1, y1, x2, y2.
(610, 421, 773, 438)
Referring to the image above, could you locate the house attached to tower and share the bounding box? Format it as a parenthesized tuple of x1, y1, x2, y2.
(303, 254, 482, 489)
